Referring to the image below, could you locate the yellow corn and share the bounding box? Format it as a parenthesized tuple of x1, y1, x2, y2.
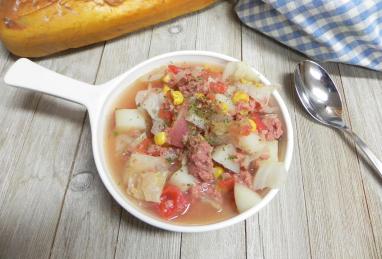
(239, 109, 249, 116)
(195, 93, 205, 99)
(171, 90, 184, 105)
(232, 91, 250, 104)
(254, 81, 263, 88)
(240, 78, 251, 85)
(162, 84, 171, 94)
(154, 132, 167, 146)
(248, 119, 257, 132)
(219, 102, 229, 113)
(213, 166, 224, 179)
(161, 74, 171, 83)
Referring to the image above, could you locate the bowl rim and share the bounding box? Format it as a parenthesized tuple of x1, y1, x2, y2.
(91, 50, 294, 232)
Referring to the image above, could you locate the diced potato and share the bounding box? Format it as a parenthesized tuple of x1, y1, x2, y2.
(263, 140, 278, 161)
(234, 183, 262, 213)
(253, 161, 287, 190)
(115, 109, 146, 132)
(169, 166, 197, 191)
(238, 133, 266, 154)
(212, 144, 240, 173)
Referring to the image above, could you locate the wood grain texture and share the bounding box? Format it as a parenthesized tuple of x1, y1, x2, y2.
(1, 2, 382, 259)
(181, 3, 246, 259)
(114, 9, 201, 259)
(51, 29, 155, 259)
(338, 64, 382, 258)
(0, 44, 104, 259)
(287, 50, 378, 259)
(242, 27, 311, 259)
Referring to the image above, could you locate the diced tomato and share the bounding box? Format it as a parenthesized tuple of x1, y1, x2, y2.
(240, 124, 252, 136)
(251, 113, 266, 131)
(218, 178, 235, 191)
(210, 82, 228, 93)
(168, 65, 181, 74)
(158, 185, 189, 219)
(206, 93, 216, 100)
(158, 104, 173, 123)
(136, 138, 152, 154)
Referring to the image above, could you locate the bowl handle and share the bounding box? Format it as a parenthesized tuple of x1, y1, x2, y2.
(4, 58, 107, 109)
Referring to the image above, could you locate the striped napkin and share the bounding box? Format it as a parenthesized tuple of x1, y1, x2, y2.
(235, 0, 382, 71)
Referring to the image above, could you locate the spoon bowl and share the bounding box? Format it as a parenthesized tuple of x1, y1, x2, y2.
(294, 60, 345, 129)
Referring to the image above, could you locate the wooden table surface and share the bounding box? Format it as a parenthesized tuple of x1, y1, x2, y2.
(1, 2, 381, 259)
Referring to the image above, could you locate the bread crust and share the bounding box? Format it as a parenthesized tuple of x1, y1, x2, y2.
(0, 0, 216, 57)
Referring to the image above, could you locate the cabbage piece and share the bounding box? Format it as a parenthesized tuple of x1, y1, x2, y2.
(124, 153, 169, 203)
(135, 90, 164, 119)
(141, 171, 168, 203)
(253, 161, 287, 190)
(115, 109, 146, 132)
(237, 84, 276, 102)
(238, 133, 266, 154)
(212, 144, 240, 173)
(215, 93, 235, 113)
(234, 183, 262, 213)
(115, 132, 146, 154)
(128, 153, 168, 173)
(263, 140, 278, 162)
(223, 62, 261, 82)
(169, 166, 197, 191)
(186, 112, 206, 129)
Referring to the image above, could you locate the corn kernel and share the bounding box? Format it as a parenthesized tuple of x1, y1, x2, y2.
(254, 81, 263, 88)
(239, 109, 249, 116)
(195, 93, 205, 99)
(162, 74, 171, 83)
(240, 78, 251, 85)
(171, 90, 184, 105)
(213, 166, 224, 179)
(248, 119, 257, 132)
(219, 102, 229, 113)
(232, 91, 249, 104)
(154, 132, 167, 146)
(162, 84, 171, 94)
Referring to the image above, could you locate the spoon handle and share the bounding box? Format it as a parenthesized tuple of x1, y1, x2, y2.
(344, 128, 382, 179)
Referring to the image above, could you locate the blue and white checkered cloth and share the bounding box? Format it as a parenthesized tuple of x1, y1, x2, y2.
(235, 0, 382, 71)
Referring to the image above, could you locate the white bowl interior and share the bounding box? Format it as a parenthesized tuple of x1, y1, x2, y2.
(92, 51, 293, 232)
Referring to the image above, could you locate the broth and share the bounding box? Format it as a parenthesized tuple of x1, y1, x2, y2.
(104, 62, 282, 225)
(105, 65, 239, 224)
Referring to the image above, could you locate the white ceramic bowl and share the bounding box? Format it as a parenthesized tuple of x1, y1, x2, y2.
(4, 51, 293, 232)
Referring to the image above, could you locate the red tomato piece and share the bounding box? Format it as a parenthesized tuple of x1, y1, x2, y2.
(168, 65, 181, 74)
(218, 178, 235, 191)
(136, 138, 152, 154)
(251, 113, 266, 131)
(210, 82, 228, 93)
(158, 105, 173, 123)
(240, 124, 252, 136)
(158, 185, 189, 219)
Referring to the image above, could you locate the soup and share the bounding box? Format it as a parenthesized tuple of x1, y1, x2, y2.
(105, 62, 286, 225)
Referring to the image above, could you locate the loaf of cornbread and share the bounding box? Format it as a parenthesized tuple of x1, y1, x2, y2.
(0, 0, 216, 57)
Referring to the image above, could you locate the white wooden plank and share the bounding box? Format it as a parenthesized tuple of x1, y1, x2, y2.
(338, 64, 382, 258)
(0, 44, 104, 258)
(286, 50, 379, 258)
(113, 11, 201, 259)
(181, 3, 246, 259)
(51, 29, 153, 259)
(242, 27, 311, 259)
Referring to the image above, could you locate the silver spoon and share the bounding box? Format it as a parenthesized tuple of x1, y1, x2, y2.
(294, 60, 382, 178)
